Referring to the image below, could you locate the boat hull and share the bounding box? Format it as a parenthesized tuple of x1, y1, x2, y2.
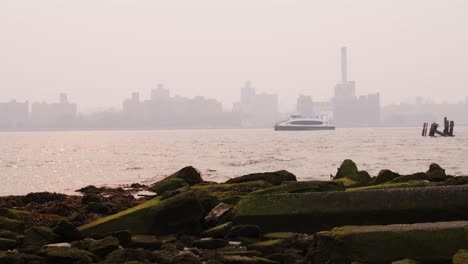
(274, 125, 335, 131)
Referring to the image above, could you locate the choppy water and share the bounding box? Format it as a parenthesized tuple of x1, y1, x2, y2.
(0, 127, 467, 195)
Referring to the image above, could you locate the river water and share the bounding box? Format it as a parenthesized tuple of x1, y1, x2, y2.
(0, 127, 467, 195)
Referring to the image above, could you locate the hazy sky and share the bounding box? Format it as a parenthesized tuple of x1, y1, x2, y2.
(1, 0, 468, 113)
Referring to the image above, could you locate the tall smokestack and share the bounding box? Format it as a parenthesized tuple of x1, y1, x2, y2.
(341, 46, 347, 83)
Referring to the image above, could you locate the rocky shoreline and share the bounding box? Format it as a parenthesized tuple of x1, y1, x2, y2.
(0, 160, 467, 263)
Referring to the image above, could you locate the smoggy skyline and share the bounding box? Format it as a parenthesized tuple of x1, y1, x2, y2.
(1, 0, 468, 113)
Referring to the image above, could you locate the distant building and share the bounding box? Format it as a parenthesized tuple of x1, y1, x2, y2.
(0, 100, 29, 128)
(296, 95, 314, 117)
(31, 93, 77, 127)
(333, 47, 381, 127)
(122, 84, 228, 128)
(233, 81, 278, 127)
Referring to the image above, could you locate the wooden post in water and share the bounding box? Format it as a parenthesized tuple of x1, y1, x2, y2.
(449, 121, 455, 136)
(422, 123, 427, 136)
(443, 117, 449, 135)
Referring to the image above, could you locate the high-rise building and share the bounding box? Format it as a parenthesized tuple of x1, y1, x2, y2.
(31, 94, 77, 127)
(333, 47, 380, 127)
(0, 100, 29, 128)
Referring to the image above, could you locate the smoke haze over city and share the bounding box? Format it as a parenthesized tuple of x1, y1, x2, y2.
(1, 0, 468, 114)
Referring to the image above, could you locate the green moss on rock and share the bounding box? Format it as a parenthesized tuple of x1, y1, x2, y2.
(79, 191, 203, 236)
(373, 169, 401, 185)
(201, 222, 233, 238)
(348, 180, 436, 191)
(192, 181, 272, 205)
(310, 221, 468, 263)
(149, 178, 189, 195)
(0, 216, 24, 233)
(453, 249, 468, 264)
(225, 171, 296, 186)
(251, 181, 344, 195)
(167, 166, 204, 186)
(389, 172, 429, 183)
(42, 247, 96, 264)
(233, 186, 468, 233)
(0, 238, 18, 250)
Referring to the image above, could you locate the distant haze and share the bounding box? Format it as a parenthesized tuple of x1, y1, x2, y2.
(1, 0, 468, 113)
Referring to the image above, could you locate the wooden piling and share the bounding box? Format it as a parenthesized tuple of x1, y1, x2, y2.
(422, 123, 427, 136)
(449, 121, 455, 136)
(443, 117, 449, 135)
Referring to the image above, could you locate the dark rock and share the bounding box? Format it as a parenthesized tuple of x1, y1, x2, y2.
(389, 172, 428, 183)
(192, 238, 227, 249)
(88, 236, 120, 257)
(392, 259, 421, 264)
(228, 225, 261, 238)
(0, 238, 18, 250)
(198, 196, 220, 216)
(85, 202, 112, 214)
(0, 230, 19, 240)
(167, 166, 204, 186)
(333, 159, 359, 180)
(76, 185, 101, 194)
(24, 226, 60, 246)
(103, 230, 132, 247)
(445, 176, 468, 185)
(42, 247, 96, 264)
(149, 178, 189, 195)
(53, 219, 83, 242)
(129, 235, 162, 250)
(105, 249, 159, 263)
(70, 238, 94, 250)
(373, 169, 401, 185)
(204, 203, 232, 225)
(201, 222, 233, 238)
(22, 192, 67, 204)
(81, 193, 102, 204)
(172, 252, 202, 264)
(225, 171, 296, 186)
(248, 239, 286, 254)
(0, 251, 23, 264)
(265, 253, 300, 264)
(333, 160, 370, 187)
(0, 216, 25, 233)
(220, 255, 280, 264)
(426, 163, 447, 181)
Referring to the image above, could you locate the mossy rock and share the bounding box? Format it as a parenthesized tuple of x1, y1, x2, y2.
(348, 180, 436, 191)
(53, 219, 83, 242)
(333, 177, 361, 188)
(0, 216, 25, 233)
(228, 225, 261, 238)
(149, 178, 190, 195)
(248, 239, 285, 254)
(0, 230, 18, 240)
(192, 181, 272, 205)
(251, 181, 344, 195)
(167, 166, 204, 186)
(265, 253, 303, 264)
(426, 163, 447, 182)
(88, 236, 120, 257)
(79, 191, 203, 236)
(105, 249, 158, 263)
(201, 222, 233, 238)
(334, 159, 359, 179)
(233, 186, 468, 233)
(42, 247, 96, 264)
(445, 176, 468, 186)
(310, 221, 468, 263)
(220, 255, 280, 264)
(389, 172, 428, 183)
(373, 169, 401, 185)
(225, 171, 296, 186)
(263, 232, 297, 240)
(453, 249, 468, 264)
(172, 252, 202, 264)
(0, 251, 23, 264)
(193, 238, 228, 249)
(392, 259, 421, 264)
(0, 238, 18, 250)
(129, 235, 162, 250)
(24, 226, 60, 246)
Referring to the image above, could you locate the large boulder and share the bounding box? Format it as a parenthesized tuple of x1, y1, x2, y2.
(225, 171, 296, 186)
(149, 178, 189, 195)
(24, 226, 60, 246)
(333, 160, 370, 187)
(251, 181, 344, 195)
(233, 185, 468, 233)
(79, 191, 203, 236)
(309, 221, 468, 263)
(167, 166, 204, 186)
(426, 163, 447, 181)
(373, 169, 401, 185)
(53, 219, 83, 242)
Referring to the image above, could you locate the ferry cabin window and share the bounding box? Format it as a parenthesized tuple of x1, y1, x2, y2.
(290, 120, 323, 125)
